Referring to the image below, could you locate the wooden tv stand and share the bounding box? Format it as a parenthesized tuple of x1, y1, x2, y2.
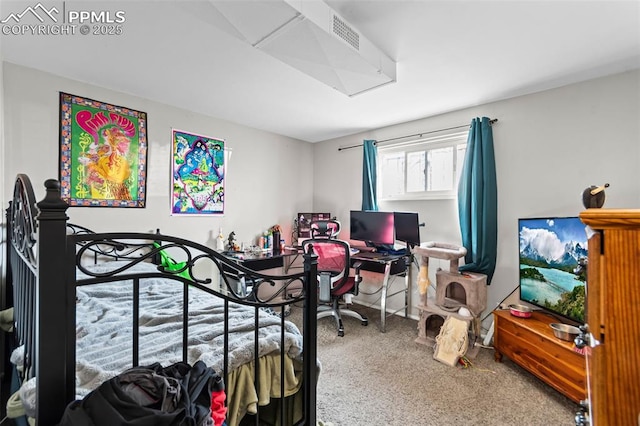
(493, 309, 586, 403)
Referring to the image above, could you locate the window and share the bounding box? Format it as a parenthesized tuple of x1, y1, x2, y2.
(378, 131, 468, 200)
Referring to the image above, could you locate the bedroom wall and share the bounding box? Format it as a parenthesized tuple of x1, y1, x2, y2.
(1, 62, 315, 259)
(312, 70, 640, 330)
(3, 62, 639, 332)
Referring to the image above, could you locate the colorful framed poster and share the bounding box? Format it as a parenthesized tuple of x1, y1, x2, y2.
(59, 92, 148, 207)
(171, 129, 225, 215)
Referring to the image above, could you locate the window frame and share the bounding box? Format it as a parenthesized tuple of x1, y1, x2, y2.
(377, 130, 468, 201)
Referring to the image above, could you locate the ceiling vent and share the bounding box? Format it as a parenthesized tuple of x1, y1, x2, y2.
(332, 14, 359, 51)
(209, 0, 396, 96)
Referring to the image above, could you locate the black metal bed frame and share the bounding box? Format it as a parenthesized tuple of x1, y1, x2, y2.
(2, 174, 318, 425)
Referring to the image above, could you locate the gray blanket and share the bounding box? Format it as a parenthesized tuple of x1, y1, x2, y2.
(75, 261, 303, 396)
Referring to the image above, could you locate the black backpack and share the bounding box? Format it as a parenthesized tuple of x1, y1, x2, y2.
(59, 361, 221, 426)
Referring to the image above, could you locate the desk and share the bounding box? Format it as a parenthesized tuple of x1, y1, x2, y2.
(223, 249, 412, 331)
(351, 252, 412, 332)
(221, 249, 302, 299)
(223, 248, 301, 273)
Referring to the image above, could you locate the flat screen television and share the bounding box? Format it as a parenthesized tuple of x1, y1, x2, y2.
(394, 212, 421, 247)
(518, 216, 588, 324)
(349, 210, 395, 247)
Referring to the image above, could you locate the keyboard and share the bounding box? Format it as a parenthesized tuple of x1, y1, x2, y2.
(353, 251, 382, 259)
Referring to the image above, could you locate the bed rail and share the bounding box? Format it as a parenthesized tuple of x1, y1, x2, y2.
(5, 175, 318, 425)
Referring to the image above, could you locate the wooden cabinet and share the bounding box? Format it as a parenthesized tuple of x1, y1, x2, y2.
(579, 209, 640, 426)
(493, 309, 586, 403)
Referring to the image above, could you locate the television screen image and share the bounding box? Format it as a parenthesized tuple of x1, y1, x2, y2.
(518, 216, 588, 323)
(349, 210, 395, 246)
(394, 212, 420, 246)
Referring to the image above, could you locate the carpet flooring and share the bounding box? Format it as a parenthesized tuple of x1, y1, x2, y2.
(290, 304, 578, 426)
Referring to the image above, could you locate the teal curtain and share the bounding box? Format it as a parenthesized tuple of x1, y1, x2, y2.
(458, 117, 497, 283)
(362, 140, 378, 211)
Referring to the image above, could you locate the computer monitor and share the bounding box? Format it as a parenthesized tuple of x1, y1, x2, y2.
(349, 210, 395, 247)
(394, 212, 421, 247)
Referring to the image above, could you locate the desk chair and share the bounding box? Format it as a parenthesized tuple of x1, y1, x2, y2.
(303, 220, 368, 336)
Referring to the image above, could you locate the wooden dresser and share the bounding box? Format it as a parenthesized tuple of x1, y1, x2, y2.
(493, 309, 586, 403)
(578, 209, 640, 426)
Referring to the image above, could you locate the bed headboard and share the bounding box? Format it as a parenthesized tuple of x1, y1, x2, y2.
(2, 174, 41, 418)
(8, 174, 39, 267)
(7, 177, 73, 422)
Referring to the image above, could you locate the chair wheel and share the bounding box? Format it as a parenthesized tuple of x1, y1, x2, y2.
(361, 320, 368, 326)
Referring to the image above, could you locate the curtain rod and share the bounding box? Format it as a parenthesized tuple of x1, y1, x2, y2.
(337, 118, 498, 151)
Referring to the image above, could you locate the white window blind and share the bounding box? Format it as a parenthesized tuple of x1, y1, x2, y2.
(377, 130, 468, 201)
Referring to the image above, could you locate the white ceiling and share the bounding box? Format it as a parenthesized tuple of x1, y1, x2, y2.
(1, 0, 639, 143)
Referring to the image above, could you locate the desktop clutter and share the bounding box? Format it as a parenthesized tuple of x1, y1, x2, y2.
(220, 225, 286, 254)
(412, 242, 488, 367)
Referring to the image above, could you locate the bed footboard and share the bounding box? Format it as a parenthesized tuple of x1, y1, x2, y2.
(5, 175, 318, 426)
